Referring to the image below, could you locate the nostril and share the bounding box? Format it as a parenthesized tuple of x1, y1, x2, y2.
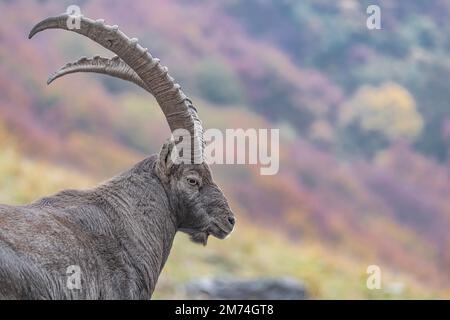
(228, 216, 236, 226)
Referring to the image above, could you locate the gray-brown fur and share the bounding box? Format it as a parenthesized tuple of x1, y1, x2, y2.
(0, 145, 235, 299)
(0, 15, 235, 300)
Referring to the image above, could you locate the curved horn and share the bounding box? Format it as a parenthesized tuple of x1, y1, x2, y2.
(29, 14, 203, 163)
(47, 55, 147, 89)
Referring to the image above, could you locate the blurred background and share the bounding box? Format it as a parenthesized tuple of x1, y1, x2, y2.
(1, 0, 450, 299)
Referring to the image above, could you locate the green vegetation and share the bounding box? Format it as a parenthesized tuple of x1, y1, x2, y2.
(196, 58, 244, 106)
(156, 225, 446, 299)
(0, 121, 92, 204)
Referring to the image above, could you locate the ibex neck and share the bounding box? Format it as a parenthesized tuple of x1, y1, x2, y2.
(95, 156, 178, 297)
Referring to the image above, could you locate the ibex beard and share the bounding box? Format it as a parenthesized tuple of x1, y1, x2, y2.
(0, 14, 235, 300)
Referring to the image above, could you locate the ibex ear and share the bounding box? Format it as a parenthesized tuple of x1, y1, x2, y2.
(155, 139, 176, 181)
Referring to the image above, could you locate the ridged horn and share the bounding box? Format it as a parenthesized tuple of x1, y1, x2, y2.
(29, 14, 203, 163)
(47, 55, 147, 89)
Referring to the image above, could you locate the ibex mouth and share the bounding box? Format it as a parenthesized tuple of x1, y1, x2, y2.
(209, 222, 234, 240)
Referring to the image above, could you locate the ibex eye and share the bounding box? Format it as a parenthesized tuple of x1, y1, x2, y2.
(187, 178, 198, 186)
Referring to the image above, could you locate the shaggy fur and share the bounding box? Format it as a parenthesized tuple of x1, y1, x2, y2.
(0, 142, 235, 299)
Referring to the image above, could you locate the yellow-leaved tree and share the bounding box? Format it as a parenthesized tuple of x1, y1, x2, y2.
(339, 82, 423, 142)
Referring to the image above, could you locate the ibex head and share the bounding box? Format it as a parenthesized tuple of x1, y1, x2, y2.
(156, 141, 235, 245)
(29, 14, 235, 245)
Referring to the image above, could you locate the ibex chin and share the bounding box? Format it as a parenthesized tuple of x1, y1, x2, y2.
(0, 14, 236, 299)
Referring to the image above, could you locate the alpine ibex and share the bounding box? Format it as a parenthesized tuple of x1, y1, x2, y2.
(0, 14, 236, 299)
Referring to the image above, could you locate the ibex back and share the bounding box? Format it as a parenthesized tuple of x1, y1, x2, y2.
(0, 14, 235, 300)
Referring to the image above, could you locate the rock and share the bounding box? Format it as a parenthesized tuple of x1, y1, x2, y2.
(184, 277, 307, 300)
